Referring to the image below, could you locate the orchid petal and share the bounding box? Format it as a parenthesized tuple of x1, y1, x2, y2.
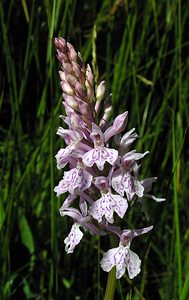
(90, 123, 104, 144)
(54, 167, 92, 196)
(127, 249, 141, 279)
(104, 111, 128, 143)
(90, 192, 128, 224)
(133, 178, 144, 198)
(82, 146, 118, 170)
(55, 146, 73, 169)
(54, 179, 68, 196)
(64, 223, 83, 253)
(101, 245, 141, 279)
(141, 177, 157, 192)
(144, 193, 166, 202)
(120, 128, 138, 147)
(111, 169, 125, 196)
(59, 195, 76, 211)
(121, 225, 153, 241)
(112, 170, 144, 200)
(123, 150, 149, 162)
(100, 247, 120, 272)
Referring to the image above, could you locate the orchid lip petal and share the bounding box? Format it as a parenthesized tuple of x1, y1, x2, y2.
(111, 170, 144, 200)
(90, 192, 128, 224)
(64, 223, 83, 254)
(100, 245, 141, 279)
(54, 167, 93, 196)
(82, 146, 118, 170)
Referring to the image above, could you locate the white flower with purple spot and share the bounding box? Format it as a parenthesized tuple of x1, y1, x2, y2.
(101, 225, 153, 279)
(83, 146, 118, 171)
(100, 244, 141, 279)
(90, 192, 128, 224)
(55, 146, 75, 169)
(112, 170, 144, 201)
(64, 223, 83, 253)
(82, 123, 118, 170)
(54, 166, 93, 196)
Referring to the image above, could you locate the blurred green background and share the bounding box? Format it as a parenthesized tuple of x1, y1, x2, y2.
(0, 0, 189, 299)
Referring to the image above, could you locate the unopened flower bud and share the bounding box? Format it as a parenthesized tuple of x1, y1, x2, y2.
(77, 99, 92, 118)
(85, 79, 94, 101)
(99, 101, 113, 128)
(56, 50, 69, 63)
(77, 52, 84, 69)
(65, 74, 78, 87)
(59, 71, 66, 81)
(54, 37, 67, 52)
(70, 113, 84, 129)
(75, 82, 87, 100)
(63, 94, 78, 110)
(62, 63, 72, 74)
(72, 62, 82, 79)
(67, 42, 77, 62)
(61, 81, 75, 96)
(86, 64, 94, 86)
(96, 81, 106, 102)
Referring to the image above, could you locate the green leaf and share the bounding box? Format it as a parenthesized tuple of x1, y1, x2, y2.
(62, 277, 73, 290)
(0, 200, 5, 231)
(18, 209, 35, 254)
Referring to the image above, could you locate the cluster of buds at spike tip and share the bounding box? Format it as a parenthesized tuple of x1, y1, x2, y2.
(54, 37, 165, 280)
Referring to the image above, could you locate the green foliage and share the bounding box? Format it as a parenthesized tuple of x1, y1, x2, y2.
(0, 0, 188, 299)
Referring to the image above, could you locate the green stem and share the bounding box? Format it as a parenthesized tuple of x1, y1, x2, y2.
(104, 266, 116, 300)
(104, 235, 118, 300)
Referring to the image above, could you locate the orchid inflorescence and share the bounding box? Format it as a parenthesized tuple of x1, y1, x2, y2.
(54, 37, 165, 280)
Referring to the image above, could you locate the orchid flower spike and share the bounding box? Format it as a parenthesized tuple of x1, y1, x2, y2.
(54, 37, 165, 280)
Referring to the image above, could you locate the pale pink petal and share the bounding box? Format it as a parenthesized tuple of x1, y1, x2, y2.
(122, 173, 136, 201)
(64, 223, 83, 253)
(144, 193, 166, 202)
(120, 128, 138, 147)
(127, 249, 141, 279)
(54, 179, 68, 196)
(94, 176, 109, 192)
(64, 168, 80, 194)
(83, 146, 118, 171)
(123, 150, 149, 162)
(82, 148, 100, 168)
(115, 247, 129, 279)
(121, 225, 153, 241)
(100, 246, 128, 279)
(141, 177, 157, 192)
(90, 192, 127, 224)
(104, 111, 128, 143)
(111, 169, 125, 196)
(90, 123, 104, 144)
(112, 170, 143, 201)
(100, 247, 120, 272)
(101, 245, 141, 279)
(133, 179, 144, 198)
(112, 194, 128, 218)
(55, 168, 92, 196)
(55, 146, 73, 169)
(102, 148, 118, 166)
(90, 198, 107, 223)
(96, 147, 118, 171)
(77, 169, 93, 191)
(59, 195, 76, 211)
